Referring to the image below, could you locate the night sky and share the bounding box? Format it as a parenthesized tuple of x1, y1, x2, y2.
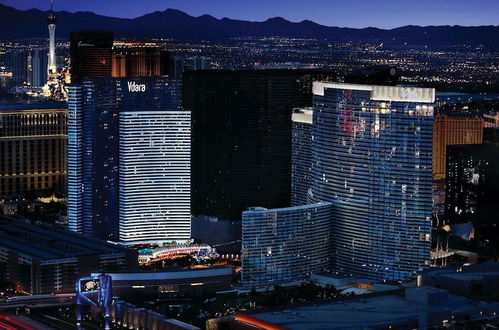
(1, 0, 498, 29)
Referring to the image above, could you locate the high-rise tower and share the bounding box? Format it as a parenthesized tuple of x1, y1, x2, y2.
(183, 70, 335, 221)
(69, 31, 113, 84)
(68, 77, 190, 243)
(311, 82, 434, 281)
(47, 0, 57, 79)
(433, 114, 483, 180)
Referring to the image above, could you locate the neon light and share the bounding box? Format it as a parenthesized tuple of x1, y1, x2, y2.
(235, 313, 290, 330)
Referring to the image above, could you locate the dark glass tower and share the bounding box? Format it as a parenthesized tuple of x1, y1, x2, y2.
(70, 31, 113, 84)
(184, 70, 334, 221)
(4, 50, 29, 85)
(31, 48, 48, 87)
(445, 128, 499, 254)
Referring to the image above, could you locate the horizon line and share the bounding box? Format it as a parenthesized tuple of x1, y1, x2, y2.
(1, 2, 498, 30)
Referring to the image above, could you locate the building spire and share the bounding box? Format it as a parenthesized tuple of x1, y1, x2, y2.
(47, 0, 56, 24)
(47, 0, 57, 79)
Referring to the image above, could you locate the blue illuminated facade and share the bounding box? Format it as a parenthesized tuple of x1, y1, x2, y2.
(291, 108, 313, 206)
(68, 77, 189, 242)
(311, 82, 434, 281)
(119, 111, 191, 244)
(241, 202, 333, 287)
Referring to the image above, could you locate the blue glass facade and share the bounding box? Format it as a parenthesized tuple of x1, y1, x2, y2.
(311, 82, 434, 281)
(68, 77, 186, 242)
(291, 108, 313, 207)
(241, 202, 333, 287)
(119, 111, 191, 244)
(68, 86, 85, 234)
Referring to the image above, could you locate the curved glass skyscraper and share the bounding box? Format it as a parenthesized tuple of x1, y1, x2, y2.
(311, 82, 434, 281)
(242, 202, 333, 287)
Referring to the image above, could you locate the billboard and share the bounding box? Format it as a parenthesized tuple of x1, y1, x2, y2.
(80, 279, 100, 292)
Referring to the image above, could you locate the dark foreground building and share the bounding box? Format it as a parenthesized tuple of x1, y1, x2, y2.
(211, 285, 499, 330)
(191, 216, 241, 253)
(184, 70, 334, 221)
(112, 302, 200, 330)
(91, 267, 233, 296)
(0, 219, 137, 294)
(445, 128, 499, 253)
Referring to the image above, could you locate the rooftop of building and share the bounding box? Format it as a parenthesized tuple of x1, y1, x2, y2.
(0, 101, 67, 112)
(91, 266, 233, 281)
(0, 218, 129, 260)
(293, 107, 313, 113)
(244, 202, 332, 215)
(241, 287, 485, 330)
(434, 111, 483, 119)
(313, 81, 436, 104)
(423, 261, 499, 278)
(292, 107, 313, 124)
(113, 42, 160, 47)
(446, 143, 488, 153)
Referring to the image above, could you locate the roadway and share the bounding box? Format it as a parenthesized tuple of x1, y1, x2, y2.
(0, 313, 49, 330)
(0, 294, 75, 310)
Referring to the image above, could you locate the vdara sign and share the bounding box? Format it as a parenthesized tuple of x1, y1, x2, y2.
(128, 81, 146, 92)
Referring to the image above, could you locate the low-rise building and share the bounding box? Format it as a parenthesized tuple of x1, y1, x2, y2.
(0, 218, 137, 294)
(112, 300, 200, 330)
(92, 267, 233, 295)
(241, 202, 333, 288)
(422, 262, 499, 301)
(210, 286, 499, 330)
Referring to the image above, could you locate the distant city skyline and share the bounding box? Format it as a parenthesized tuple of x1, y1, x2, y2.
(1, 0, 498, 29)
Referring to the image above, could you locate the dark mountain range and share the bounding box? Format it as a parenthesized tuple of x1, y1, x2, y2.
(0, 3, 498, 46)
